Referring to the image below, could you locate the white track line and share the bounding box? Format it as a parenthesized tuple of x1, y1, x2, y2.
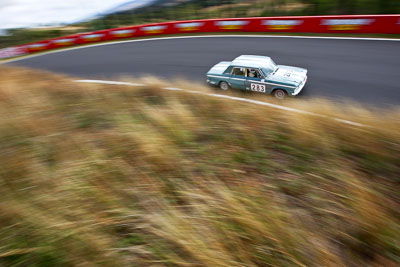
(76, 79, 145, 86)
(2, 34, 399, 64)
(74, 79, 366, 128)
(163, 87, 184, 91)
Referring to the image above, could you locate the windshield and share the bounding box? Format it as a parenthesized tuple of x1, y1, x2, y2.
(261, 59, 278, 76)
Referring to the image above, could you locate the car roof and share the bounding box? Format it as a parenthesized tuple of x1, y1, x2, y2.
(231, 55, 273, 69)
(234, 55, 272, 61)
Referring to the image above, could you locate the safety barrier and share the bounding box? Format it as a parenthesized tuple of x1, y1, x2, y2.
(1, 15, 399, 59)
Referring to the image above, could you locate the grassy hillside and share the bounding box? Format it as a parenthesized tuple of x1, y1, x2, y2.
(0, 66, 399, 266)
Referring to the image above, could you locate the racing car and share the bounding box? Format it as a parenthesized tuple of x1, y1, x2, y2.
(206, 55, 307, 99)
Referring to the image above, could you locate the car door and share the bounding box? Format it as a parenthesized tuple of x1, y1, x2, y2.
(244, 68, 268, 94)
(229, 67, 246, 90)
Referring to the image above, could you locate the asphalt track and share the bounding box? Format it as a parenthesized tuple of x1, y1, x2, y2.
(6, 36, 400, 106)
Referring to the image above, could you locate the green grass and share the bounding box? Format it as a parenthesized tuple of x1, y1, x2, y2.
(0, 66, 399, 266)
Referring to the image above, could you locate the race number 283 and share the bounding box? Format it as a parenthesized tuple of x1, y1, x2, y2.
(250, 83, 266, 93)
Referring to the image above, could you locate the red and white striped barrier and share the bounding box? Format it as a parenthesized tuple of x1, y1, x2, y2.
(3, 15, 400, 59)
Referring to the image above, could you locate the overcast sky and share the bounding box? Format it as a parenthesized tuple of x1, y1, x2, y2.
(0, 0, 149, 30)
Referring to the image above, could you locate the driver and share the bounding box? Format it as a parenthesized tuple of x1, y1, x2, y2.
(248, 69, 258, 78)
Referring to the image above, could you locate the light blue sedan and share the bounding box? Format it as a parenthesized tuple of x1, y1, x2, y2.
(206, 55, 307, 99)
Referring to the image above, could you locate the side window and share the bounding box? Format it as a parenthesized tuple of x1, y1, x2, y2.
(232, 67, 245, 76)
(224, 66, 233, 75)
(246, 68, 260, 79)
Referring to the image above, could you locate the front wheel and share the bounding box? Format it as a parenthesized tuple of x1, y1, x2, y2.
(273, 89, 286, 100)
(219, 81, 229, 91)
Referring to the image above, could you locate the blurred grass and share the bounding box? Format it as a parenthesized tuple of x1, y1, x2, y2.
(0, 66, 399, 266)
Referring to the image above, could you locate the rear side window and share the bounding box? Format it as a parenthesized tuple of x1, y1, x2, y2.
(232, 67, 245, 76)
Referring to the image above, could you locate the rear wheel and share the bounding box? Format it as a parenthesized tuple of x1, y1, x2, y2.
(219, 81, 229, 91)
(273, 89, 286, 100)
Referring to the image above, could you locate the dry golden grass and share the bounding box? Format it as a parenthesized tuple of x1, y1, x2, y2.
(0, 66, 399, 266)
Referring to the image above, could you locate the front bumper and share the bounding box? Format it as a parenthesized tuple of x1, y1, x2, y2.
(292, 76, 307, 96)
